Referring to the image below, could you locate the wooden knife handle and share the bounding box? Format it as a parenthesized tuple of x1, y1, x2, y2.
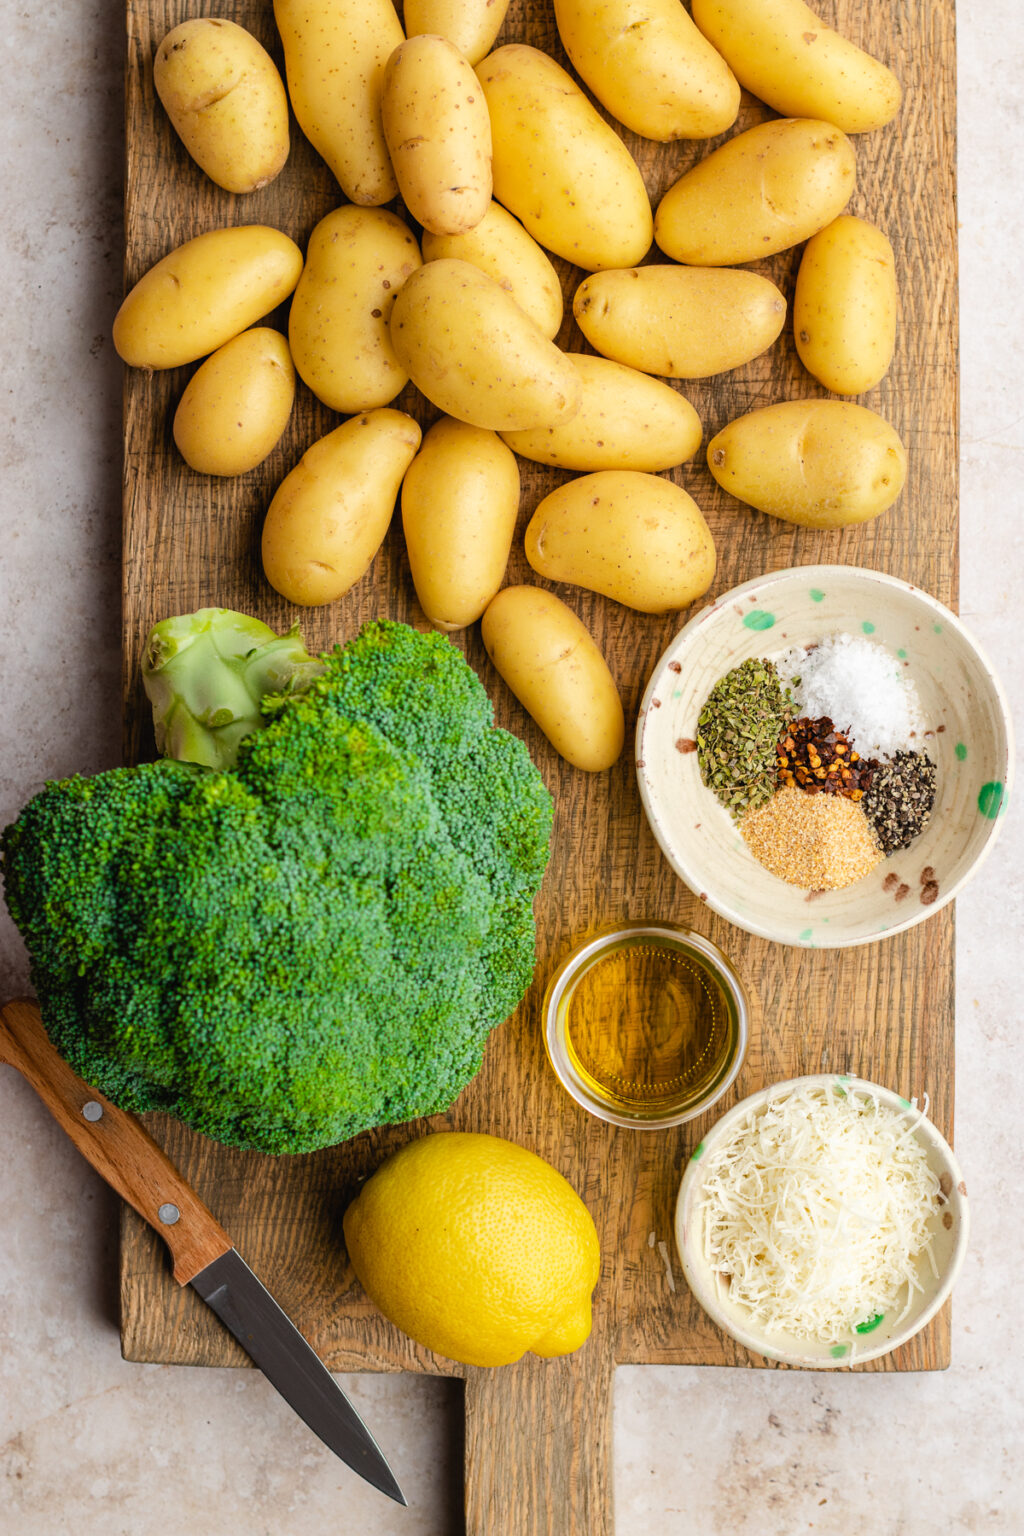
(0, 997, 232, 1285)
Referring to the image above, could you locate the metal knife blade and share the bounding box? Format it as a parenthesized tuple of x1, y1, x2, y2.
(0, 998, 406, 1507)
(191, 1248, 406, 1505)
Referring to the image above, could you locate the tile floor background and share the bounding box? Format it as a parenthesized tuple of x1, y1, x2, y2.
(1, 5, 1021, 1531)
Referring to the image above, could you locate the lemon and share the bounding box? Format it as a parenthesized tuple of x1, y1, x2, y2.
(342, 1131, 601, 1367)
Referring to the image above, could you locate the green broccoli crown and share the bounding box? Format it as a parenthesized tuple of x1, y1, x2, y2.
(2, 621, 553, 1154)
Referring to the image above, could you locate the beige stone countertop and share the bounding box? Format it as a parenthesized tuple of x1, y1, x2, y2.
(1, 5, 1021, 1532)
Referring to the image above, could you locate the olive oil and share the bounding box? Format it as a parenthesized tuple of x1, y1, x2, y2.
(544, 925, 747, 1128)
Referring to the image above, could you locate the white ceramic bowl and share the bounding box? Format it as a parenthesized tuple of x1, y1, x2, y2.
(636, 565, 1013, 948)
(675, 1074, 969, 1368)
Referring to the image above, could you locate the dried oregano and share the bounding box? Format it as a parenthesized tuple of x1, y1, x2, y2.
(696, 658, 794, 819)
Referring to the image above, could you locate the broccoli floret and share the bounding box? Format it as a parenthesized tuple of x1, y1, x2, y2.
(1, 621, 553, 1154)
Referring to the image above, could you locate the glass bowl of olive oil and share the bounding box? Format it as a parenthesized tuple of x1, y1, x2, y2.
(542, 923, 748, 1130)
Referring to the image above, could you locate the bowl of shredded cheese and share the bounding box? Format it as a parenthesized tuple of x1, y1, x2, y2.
(636, 564, 1013, 947)
(675, 1075, 969, 1367)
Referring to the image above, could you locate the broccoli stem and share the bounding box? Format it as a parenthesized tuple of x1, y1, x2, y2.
(143, 608, 324, 770)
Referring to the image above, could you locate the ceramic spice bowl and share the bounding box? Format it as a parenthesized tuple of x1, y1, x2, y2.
(674, 1075, 970, 1368)
(636, 564, 1014, 948)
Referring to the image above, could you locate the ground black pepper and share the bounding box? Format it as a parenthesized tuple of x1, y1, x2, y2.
(862, 749, 937, 855)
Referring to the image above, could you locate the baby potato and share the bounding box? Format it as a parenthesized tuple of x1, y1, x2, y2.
(794, 215, 897, 396)
(691, 0, 901, 134)
(403, 0, 510, 65)
(173, 328, 295, 476)
(422, 201, 563, 339)
(573, 266, 786, 379)
(262, 408, 421, 606)
(707, 400, 907, 528)
(273, 0, 402, 205)
(481, 586, 625, 772)
(390, 259, 581, 431)
(476, 45, 653, 272)
(524, 471, 715, 613)
(113, 226, 303, 370)
(382, 35, 492, 235)
(402, 418, 520, 630)
(655, 118, 856, 266)
(153, 19, 290, 194)
(554, 0, 739, 142)
(501, 355, 701, 471)
(289, 207, 421, 413)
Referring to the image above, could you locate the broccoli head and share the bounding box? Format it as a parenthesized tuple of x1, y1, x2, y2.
(1, 620, 553, 1154)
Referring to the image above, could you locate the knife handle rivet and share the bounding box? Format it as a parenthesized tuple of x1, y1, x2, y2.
(82, 1101, 103, 1122)
(157, 1203, 181, 1225)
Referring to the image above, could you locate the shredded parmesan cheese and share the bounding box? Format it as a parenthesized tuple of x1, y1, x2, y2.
(696, 1084, 941, 1344)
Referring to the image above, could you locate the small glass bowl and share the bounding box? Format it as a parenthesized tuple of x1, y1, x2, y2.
(542, 922, 749, 1130)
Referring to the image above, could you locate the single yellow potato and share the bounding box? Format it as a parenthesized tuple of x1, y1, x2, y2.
(794, 215, 897, 396)
(402, 418, 520, 630)
(655, 118, 856, 266)
(573, 266, 786, 379)
(390, 259, 581, 431)
(691, 0, 901, 133)
(289, 207, 421, 414)
(525, 470, 715, 613)
(262, 409, 421, 606)
(554, 0, 739, 141)
(501, 355, 701, 471)
(273, 0, 402, 205)
(403, 0, 510, 65)
(481, 586, 625, 772)
(707, 400, 907, 528)
(113, 226, 303, 370)
(173, 328, 295, 477)
(153, 19, 290, 194)
(422, 202, 563, 339)
(382, 35, 492, 235)
(476, 44, 653, 272)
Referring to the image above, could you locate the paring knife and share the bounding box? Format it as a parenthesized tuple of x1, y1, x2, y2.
(0, 997, 406, 1506)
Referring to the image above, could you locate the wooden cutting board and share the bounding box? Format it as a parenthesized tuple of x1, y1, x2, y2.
(119, 1, 958, 1529)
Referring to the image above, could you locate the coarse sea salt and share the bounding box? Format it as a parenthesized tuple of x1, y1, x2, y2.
(775, 633, 925, 758)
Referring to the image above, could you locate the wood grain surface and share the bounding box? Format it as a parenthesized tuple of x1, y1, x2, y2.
(119, 1, 958, 1529)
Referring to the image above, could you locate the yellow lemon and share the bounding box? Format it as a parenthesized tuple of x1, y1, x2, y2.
(342, 1131, 601, 1367)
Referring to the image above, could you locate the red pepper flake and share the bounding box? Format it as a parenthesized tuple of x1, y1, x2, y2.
(668, 661, 682, 673)
(776, 716, 878, 801)
(651, 697, 662, 708)
(675, 737, 697, 754)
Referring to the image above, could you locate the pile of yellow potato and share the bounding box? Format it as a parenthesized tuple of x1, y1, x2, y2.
(113, 0, 906, 774)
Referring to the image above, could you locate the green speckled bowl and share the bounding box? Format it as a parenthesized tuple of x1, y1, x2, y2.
(636, 565, 1013, 948)
(675, 1075, 969, 1369)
